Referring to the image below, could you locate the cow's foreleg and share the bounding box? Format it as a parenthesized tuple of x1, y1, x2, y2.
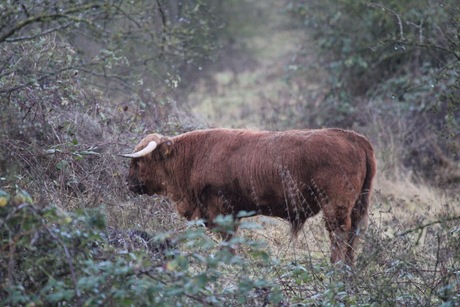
(202, 194, 240, 253)
(324, 203, 353, 265)
(207, 217, 239, 255)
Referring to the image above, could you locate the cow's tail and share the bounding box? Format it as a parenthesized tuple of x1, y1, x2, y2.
(340, 138, 377, 265)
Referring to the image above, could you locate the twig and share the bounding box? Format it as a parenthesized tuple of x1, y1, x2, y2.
(5, 21, 73, 42)
(8, 236, 16, 286)
(397, 215, 460, 237)
(0, 203, 30, 229)
(368, 3, 404, 41)
(429, 234, 442, 303)
(46, 228, 82, 305)
(0, 3, 102, 43)
(0, 65, 78, 95)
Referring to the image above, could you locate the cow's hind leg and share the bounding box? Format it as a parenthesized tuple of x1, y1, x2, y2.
(346, 193, 370, 264)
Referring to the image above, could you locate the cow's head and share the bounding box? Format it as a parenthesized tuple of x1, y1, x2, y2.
(120, 134, 174, 196)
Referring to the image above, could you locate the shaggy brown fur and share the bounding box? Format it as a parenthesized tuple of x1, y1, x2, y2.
(124, 128, 376, 265)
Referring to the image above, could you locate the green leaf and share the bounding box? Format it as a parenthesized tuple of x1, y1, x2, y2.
(56, 160, 68, 170)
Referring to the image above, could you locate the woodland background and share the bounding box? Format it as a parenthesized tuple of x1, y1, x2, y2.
(1, 0, 459, 305)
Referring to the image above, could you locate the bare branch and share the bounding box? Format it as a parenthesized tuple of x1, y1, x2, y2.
(0, 3, 103, 43)
(5, 21, 73, 42)
(397, 215, 460, 237)
(368, 3, 404, 41)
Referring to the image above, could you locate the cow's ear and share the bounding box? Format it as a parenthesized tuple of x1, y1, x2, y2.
(164, 140, 173, 156)
(162, 138, 174, 157)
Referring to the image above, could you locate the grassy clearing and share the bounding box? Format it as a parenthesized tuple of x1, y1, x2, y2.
(189, 1, 326, 130)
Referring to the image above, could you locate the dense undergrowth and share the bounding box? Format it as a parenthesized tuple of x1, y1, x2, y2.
(1, 189, 459, 305)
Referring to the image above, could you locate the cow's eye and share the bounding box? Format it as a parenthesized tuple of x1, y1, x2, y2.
(130, 160, 139, 169)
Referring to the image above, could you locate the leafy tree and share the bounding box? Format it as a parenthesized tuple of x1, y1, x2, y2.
(289, 0, 459, 98)
(0, 0, 223, 96)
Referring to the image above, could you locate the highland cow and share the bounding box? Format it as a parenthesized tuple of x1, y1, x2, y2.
(121, 128, 376, 265)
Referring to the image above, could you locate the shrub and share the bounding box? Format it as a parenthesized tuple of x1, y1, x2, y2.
(0, 190, 284, 305)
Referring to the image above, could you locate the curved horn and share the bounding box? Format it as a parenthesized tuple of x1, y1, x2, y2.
(120, 141, 157, 158)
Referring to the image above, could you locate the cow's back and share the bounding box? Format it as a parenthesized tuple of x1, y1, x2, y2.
(175, 128, 372, 221)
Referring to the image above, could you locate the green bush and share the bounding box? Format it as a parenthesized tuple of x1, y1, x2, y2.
(289, 0, 458, 96)
(0, 189, 284, 305)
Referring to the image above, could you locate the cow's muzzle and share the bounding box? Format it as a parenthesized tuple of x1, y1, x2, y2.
(126, 178, 147, 195)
